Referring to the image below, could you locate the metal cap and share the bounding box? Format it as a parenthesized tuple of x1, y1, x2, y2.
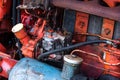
(64, 55, 83, 64)
(12, 23, 23, 33)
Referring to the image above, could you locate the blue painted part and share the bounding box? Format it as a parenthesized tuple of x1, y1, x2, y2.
(9, 58, 64, 80)
(87, 15, 102, 41)
(62, 9, 76, 33)
(61, 61, 80, 80)
(113, 21, 120, 39)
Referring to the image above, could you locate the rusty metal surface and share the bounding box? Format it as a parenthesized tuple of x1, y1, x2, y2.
(101, 19, 115, 39)
(74, 12, 89, 42)
(77, 45, 120, 78)
(78, 45, 104, 78)
(51, 0, 120, 21)
(102, 47, 120, 78)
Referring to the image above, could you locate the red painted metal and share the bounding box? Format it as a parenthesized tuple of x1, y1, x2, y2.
(14, 19, 46, 58)
(103, 0, 120, 7)
(21, 20, 46, 58)
(0, 43, 6, 53)
(76, 45, 120, 78)
(78, 45, 104, 78)
(0, 19, 12, 33)
(0, 0, 11, 21)
(21, 11, 37, 28)
(0, 0, 12, 34)
(0, 51, 17, 78)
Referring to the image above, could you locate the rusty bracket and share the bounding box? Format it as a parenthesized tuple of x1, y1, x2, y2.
(74, 12, 89, 42)
(101, 18, 115, 39)
(99, 18, 115, 46)
(100, 18, 116, 76)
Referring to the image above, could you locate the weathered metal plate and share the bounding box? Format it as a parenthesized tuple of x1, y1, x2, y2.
(74, 12, 89, 42)
(101, 18, 115, 39)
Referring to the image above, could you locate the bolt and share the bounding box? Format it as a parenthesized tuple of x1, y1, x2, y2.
(104, 28, 111, 35)
(79, 21, 85, 28)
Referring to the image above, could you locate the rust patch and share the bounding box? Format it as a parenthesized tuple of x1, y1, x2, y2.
(101, 18, 115, 39)
(74, 12, 89, 42)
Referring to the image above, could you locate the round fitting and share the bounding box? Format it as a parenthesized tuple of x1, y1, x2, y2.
(12, 23, 23, 33)
(64, 55, 83, 64)
(12, 23, 30, 41)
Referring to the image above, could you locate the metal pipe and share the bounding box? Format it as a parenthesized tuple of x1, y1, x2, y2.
(51, 0, 120, 21)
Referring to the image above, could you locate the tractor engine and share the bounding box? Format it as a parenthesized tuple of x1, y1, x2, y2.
(0, 0, 120, 80)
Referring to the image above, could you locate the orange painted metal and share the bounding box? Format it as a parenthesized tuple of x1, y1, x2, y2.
(102, 47, 120, 78)
(20, 20, 46, 58)
(0, 51, 17, 78)
(21, 40, 36, 58)
(0, 0, 11, 21)
(74, 12, 89, 42)
(100, 18, 120, 78)
(76, 45, 120, 78)
(14, 28, 28, 40)
(101, 18, 115, 39)
(103, 0, 120, 7)
(100, 19, 114, 46)
(12, 24, 30, 45)
(0, 43, 6, 53)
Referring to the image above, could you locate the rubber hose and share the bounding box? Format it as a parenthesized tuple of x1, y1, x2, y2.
(17, 0, 21, 23)
(12, 0, 17, 25)
(37, 40, 111, 59)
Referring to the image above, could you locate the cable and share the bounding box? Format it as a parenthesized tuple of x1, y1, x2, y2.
(37, 40, 112, 59)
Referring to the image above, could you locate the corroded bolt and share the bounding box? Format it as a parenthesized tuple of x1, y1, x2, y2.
(104, 28, 111, 35)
